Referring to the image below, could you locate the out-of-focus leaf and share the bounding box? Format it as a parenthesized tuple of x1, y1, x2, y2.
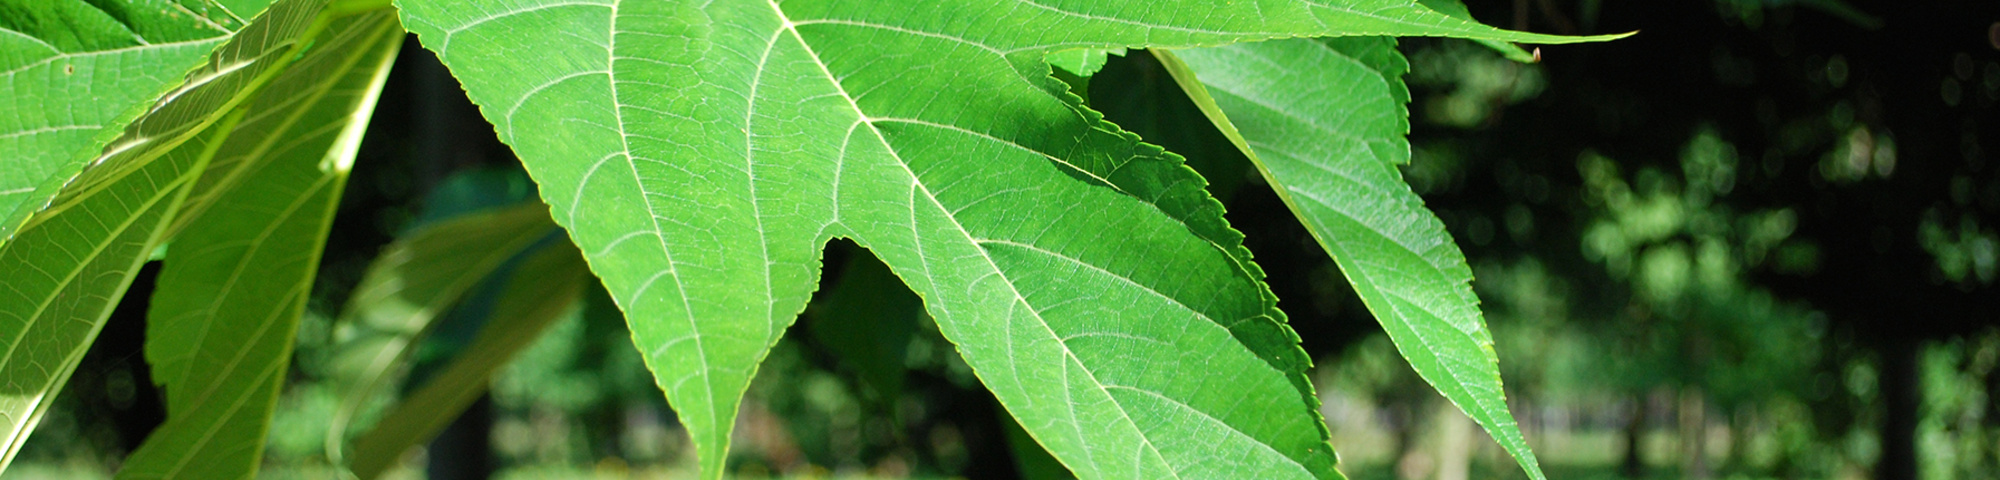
(1162, 38, 1545, 479)
(1795, 0, 1881, 29)
(323, 201, 560, 462)
(807, 249, 921, 402)
(403, 167, 539, 227)
(114, 9, 402, 480)
(346, 239, 589, 480)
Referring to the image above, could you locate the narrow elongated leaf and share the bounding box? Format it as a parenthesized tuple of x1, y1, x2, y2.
(394, 1, 1617, 478)
(1415, 0, 1538, 62)
(0, 0, 275, 242)
(1162, 39, 1545, 478)
(114, 10, 402, 480)
(347, 239, 588, 480)
(323, 201, 561, 462)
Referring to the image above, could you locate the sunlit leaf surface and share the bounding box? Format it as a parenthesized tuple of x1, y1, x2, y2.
(394, 1, 1614, 478)
(1165, 37, 1544, 478)
(0, 0, 278, 242)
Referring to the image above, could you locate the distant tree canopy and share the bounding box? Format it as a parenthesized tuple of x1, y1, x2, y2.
(1388, 1, 1998, 477)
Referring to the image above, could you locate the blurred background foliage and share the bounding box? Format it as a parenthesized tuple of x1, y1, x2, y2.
(6, 0, 1997, 479)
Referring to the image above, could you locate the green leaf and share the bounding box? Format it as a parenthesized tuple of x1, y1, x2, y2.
(0, 0, 244, 52)
(324, 202, 562, 464)
(1001, 404, 1075, 480)
(1161, 38, 1545, 479)
(806, 248, 923, 402)
(347, 238, 589, 480)
(0, 0, 379, 470)
(0, 109, 212, 472)
(113, 9, 402, 480)
(0, 0, 276, 242)
(393, 1, 1617, 478)
(1082, 52, 1258, 204)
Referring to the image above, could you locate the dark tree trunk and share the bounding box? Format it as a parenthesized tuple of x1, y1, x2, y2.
(1621, 395, 1646, 479)
(427, 393, 494, 480)
(1877, 339, 1919, 480)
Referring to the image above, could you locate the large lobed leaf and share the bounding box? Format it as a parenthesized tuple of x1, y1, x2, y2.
(1162, 37, 1545, 478)
(116, 9, 403, 480)
(393, 1, 1616, 478)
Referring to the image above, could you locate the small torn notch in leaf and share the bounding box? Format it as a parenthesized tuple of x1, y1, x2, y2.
(1048, 47, 1128, 77)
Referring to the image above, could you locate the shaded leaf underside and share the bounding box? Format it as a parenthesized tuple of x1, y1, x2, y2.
(0, 109, 206, 468)
(0, 0, 344, 467)
(118, 10, 402, 480)
(394, 1, 1614, 478)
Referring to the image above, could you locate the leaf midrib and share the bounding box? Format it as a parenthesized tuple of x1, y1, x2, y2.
(870, 118, 1129, 197)
(740, 4, 782, 380)
(1010, 0, 1276, 37)
(162, 22, 395, 361)
(779, 16, 1277, 300)
(161, 174, 335, 416)
(1175, 38, 1523, 472)
(602, 0, 719, 444)
(1, 135, 214, 463)
(152, 318, 297, 479)
(0, 125, 102, 141)
(763, 2, 1191, 476)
